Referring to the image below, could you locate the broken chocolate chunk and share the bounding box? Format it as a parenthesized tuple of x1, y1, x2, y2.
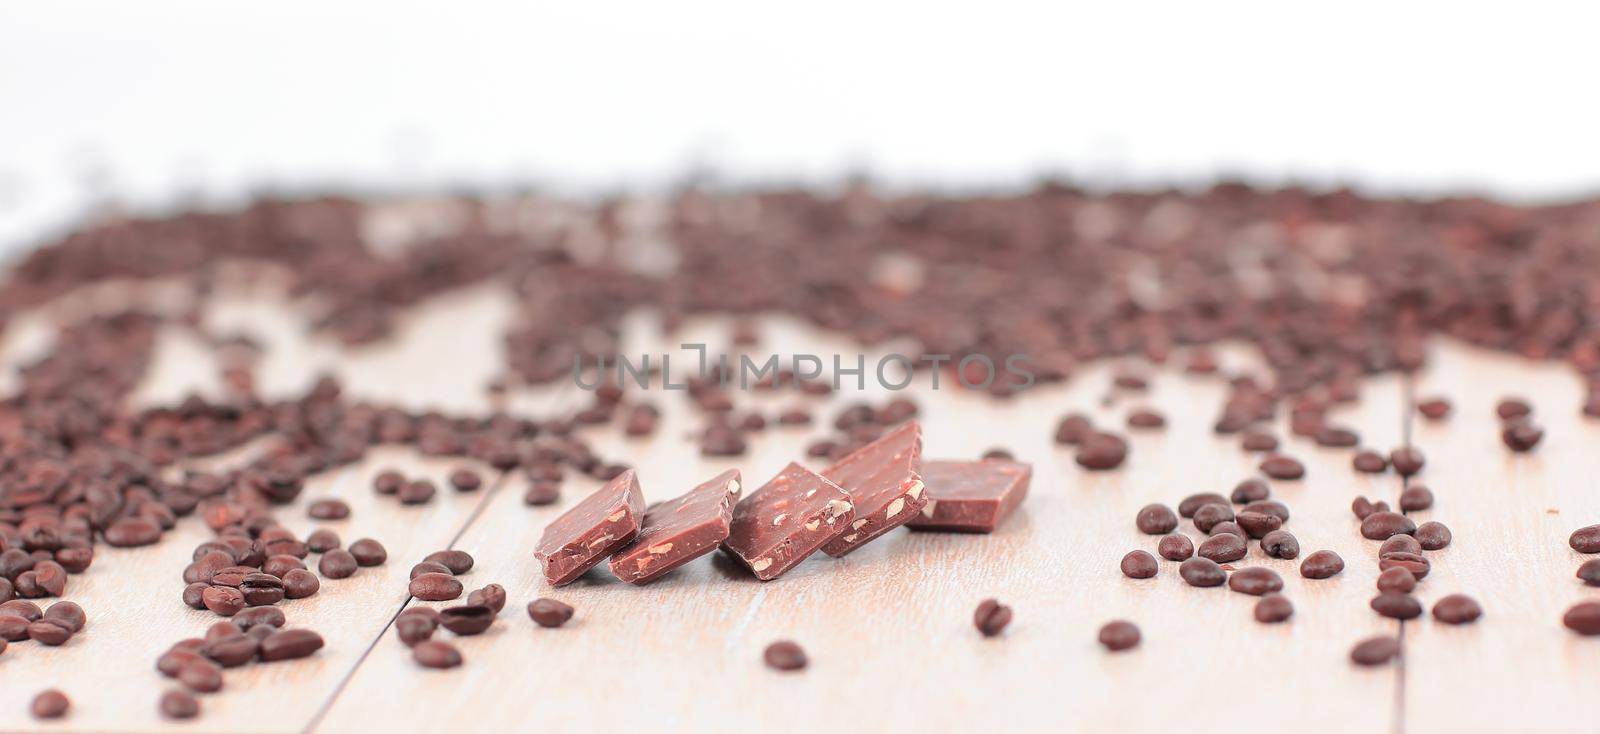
(533, 470, 645, 586)
(906, 459, 1031, 533)
(608, 469, 742, 585)
(819, 421, 925, 556)
(721, 463, 854, 581)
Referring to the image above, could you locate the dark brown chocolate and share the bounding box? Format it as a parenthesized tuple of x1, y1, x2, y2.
(533, 470, 645, 586)
(819, 422, 925, 556)
(906, 459, 1031, 533)
(721, 463, 854, 581)
(608, 469, 741, 585)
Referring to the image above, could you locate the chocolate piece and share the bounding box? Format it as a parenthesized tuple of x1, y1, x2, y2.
(906, 460, 1031, 533)
(533, 470, 646, 586)
(819, 422, 925, 556)
(721, 463, 854, 580)
(608, 469, 742, 585)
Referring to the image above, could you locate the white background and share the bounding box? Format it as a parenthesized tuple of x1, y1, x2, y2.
(3, 1, 1599, 252)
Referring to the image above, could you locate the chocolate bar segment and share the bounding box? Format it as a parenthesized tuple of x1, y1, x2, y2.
(608, 469, 742, 585)
(534, 469, 646, 586)
(721, 462, 854, 581)
(906, 459, 1031, 533)
(819, 421, 925, 556)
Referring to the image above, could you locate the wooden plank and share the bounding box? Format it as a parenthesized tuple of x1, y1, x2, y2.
(1402, 341, 1600, 734)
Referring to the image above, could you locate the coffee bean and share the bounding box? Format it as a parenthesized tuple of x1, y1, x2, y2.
(1178, 493, 1229, 518)
(307, 499, 350, 520)
(306, 529, 341, 554)
(1378, 534, 1422, 556)
(413, 640, 463, 669)
(410, 561, 452, 579)
(157, 648, 204, 678)
(1398, 485, 1434, 512)
(1097, 620, 1140, 651)
(178, 660, 224, 692)
(1126, 409, 1165, 430)
(1376, 567, 1417, 594)
(401, 606, 441, 624)
(1259, 454, 1305, 480)
(31, 689, 69, 719)
(1496, 397, 1532, 421)
(1053, 414, 1093, 445)
(1208, 521, 1245, 539)
(373, 470, 404, 495)
(1134, 504, 1178, 534)
(1350, 636, 1401, 666)
(32, 561, 66, 597)
(1242, 500, 1290, 522)
(1192, 504, 1234, 534)
(1351, 496, 1379, 520)
(1417, 397, 1451, 420)
(399, 480, 437, 505)
(239, 573, 285, 606)
(1569, 525, 1600, 553)
(523, 481, 562, 506)
(348, 538, 388, 566)
(53, 547, 92, 574)
(159, 690, 200, 720)
(1228, 567, 1283, 596)
(1316, 426, 1360, 448)
(0, 615, 25, 642)
(28, 619, 73, 645)
(1230, 478, 1270, 504)
(1378, 551, 1431, 579)
(1300, 550, 1345, 579)
(201, 586, 246, 617)
(1432, 594, 1482, 624)
(424, 549, 472, 574)
(527, 598, 574, 628)
(1360, 511, 1416, 540)
(1502, 421, 1544, 452)
(450, 469, 483, 492)
(439, 605, 496, 636)
(1562, 601, 1600, 635)
(1, 600, 42, 621)
(205, 621, 243, 643)
(1254, 593, 1294, 623)
(43, 601, 85, 633)
(282, 568, 320, 599)
(396, 613, 436, 647)
(1179, 557, 1226, 587)
(1235, 511, 1283, 539)
(763, 640, 807, 670)
(317, 549, 358, 579)
(1351, 450, 1389, 474)
(262, 555, 305, 578)
(233, 607, 285, 630)
(1415, 521, 1452, 550)
(260, 629, 324, 661)
(1157, 534, 1194, 561)
(410, 573, 463, 601)
(1120, 551, 1158, 579)
(466, 584, 507, 614)
(0, 577, 11, 604)
(104, 517, 162, 547)
(1261, 530, 1300, 559)
(1240, 431, 1278, 453)
(1578, 559, 1600, 586)
(1370, 593, 1423, 620)
(1389, 447, 1426, 477)
(1198, 534, 1246, 563)
(1075, 432, 1128, 470)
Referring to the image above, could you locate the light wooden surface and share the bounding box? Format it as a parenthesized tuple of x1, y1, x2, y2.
(1, 283, 1597, 733)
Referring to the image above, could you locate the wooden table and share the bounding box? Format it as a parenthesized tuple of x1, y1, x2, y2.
(1, 281, 1596, 734)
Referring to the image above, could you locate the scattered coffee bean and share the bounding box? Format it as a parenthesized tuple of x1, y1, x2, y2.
(1502, 421, 1544, 452)
(262, 555, 305, 578)
(1097, 620, 1140, 651)
(306, 529, 341, 554)
(31, 689, 70, 719)
(201, 586, 246, 617)
(413, 640, 463, 669)
(1254, 593, 1293, 623)
(1351, 450, 1389, 474)
(1208, 521, 1245, 539)
(466, 584, 507, 614)
(1370, 593, 1423, 620)
(239, 573, 285, 606)
(1569, 525, 1600, 553)
(348, 538, 388, 566)
(1496, 397, 1532, 421)
(1378, 551, 1431, 579)
(1228, 567, 1283, 596)
(1075, 432, 1129, 470)
(1135, 504, 1178, 535)
(1300, 550, 1345, 579)
(1578, 559, 1600, 586)
(178, 659, 224, 693)
(1376, 567, 1418, 594)
(1417, 397, 1451, 420)
(1432, 594, 1482, 624)
(1379, 534, 1422, 556)
(1120, 551, 1158, 579)
(1178, 493, 1229, 518)
(233, 607, 285, 630)
(104, 517, 162, 547)
(307, 499, 350, 520)
(159, 690, 200, 720)
(1361, 511, 1416, 540)
(438, 605, 496, 636)
(763, 640, 807, 671)
(424, 549, 472, 574)
(1398, 485, 1434, 512)
(1192, 503, 1234, 534)
(1350, 636, 1401, 666)
(524, 481, 562, 506)
(373, 470, 405, 495)
(259, 629, 324, 662)
(410, 561, 452, 580)
(1, 600, 42, 622)
(450, 468, 483, 492)
(1198, 534, 1247, 563)
(1240, 431, 1278, 453)
(1261, 530, 1300, 559)
(1157, 534, 1194, 561)
(973, 598, 1014, 636)
(43, 602, 86, 634)
(399, 480, 437, 505)
(528, 598, 574, 628)
(1562, 601, 1600, 635)
(410, 573, 463, 601)
(1316, 426, 1360, 448)
(1126, 409, 1165, 429)
(28, 619, 73, 645)
(1415, 521, 1452, 550)
(282, 568, 320, 599)
(1053, 414, 1093, 445)
(1235, 511, 1283, 539)
(1230, 478, 1270, 504)
(1389, 447, 1426, 477)
(1259, 454, 1305, 480)
(0, 615, 28, 641)
(1242, 500, 1290, 523)
(396, 613, 436, 647)
(319, 549, 359, 579)
(1179, 557, 1226, 587)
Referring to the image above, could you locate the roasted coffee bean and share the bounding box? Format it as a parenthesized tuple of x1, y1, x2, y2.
(438, 605, 496, 636)
(1370, 593, 1423, 620)
(1361, 511, 1416, 540)
(1097, 620, 1140, 651)
(399, 480, 437, 505)
(1075, 432, 1128, 470)
(260, 629, 324, 661)
(1432, 594, 1482, 625)
(1417, 397, 1451, 420)
(1496, 397, 1532, 421)
(1178, 493, 1229, 518)
(1351, 496, 1379, 520)
(1399, 485, 1434, 512)
(239, 573, 285, 606)
(413, 640, 463, 669)
(157, 648, 205, 678)
(43, 601, 85, 633)
(205, 621, 243, 643)
(1228, 567, 1283, 596)
(1, 614, 34, 641)
(31, 689, 69, 719)
(1192, 504, 1234, 534)
(410, 573, 463, 601)
(1415, 521, 1452, 550)
(348, 538, 388, 566)
(306, 528, 341, 554)
(1134, 504, 1178, 535)
(319, 549, 359, 579)
(1053, 414, 1093, 445)
(1378, 534, 1422, 556)
(1350, 636, 1401, 666)
(0, 577, 11, 604)
(1208, 521, 1244, 539)
(400, 606, 441, 624)
(1260, 530, 1300, 559)
(1378, 551, 1431, 579)
(160, 690, 200, 720)
(1376, 567, 1417, 594)
(1235, 512, 1282, 539)
(104, 517, 162, 547)
(1120, 551, 1158, 579)
(1316, 426, 1360, 448)
(178, 660, 224, 692)
(1157, 534, 1194, 561)
(1389, 447, 1426, 477)
(1254, 593, 1294, 623)
(307, 499, 350, 520)
(1351, 450, 1389, 474)
(1197, 534, 1246, 563)
(1230, 478, 1270, 504)
(466, 584, 507, 614)
(373, 470, 404, 495)
(763, 640, 807, 670)
(1241, 500, 1290, 522)
(27, 619, 73, 645)
(410, 561, 452, 579)
(1126, 409, 1165, 430)
(527, 598, 574, 628)
(1578, 559, 1600, 586)
(1259, 454, 1305, 480)
(981, 448, 1014, 461)
(14, 571, 41, 598)
(1, 600, 43, 621)
(1179, 557, 1226, 587)
(524, 481, 562, 506)
(1569, 525, 1600, 553)
(424, 549, 472, 574)
(1300, 550, 1345, 579)
(1, 548, 35, 578)
(233, 607, 285, 630)
(1562, 601, 1600, 635)
(396, 613, 436, 647)
(262, 555, 305, 579)
(1240, 431, 1278, 453)
(450, 468, 483, 492)
(31, 561, 66, 597)
(201, 586, 246, 616)
(1502, 421, 1544, 452)
(282, 569, 320, 599)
